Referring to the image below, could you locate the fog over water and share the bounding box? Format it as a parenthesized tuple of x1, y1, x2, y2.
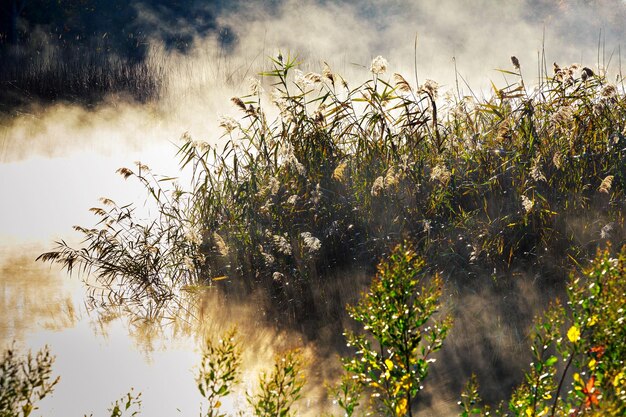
(1, 0, 625, 415)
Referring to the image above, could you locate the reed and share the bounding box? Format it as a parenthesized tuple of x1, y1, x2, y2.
(39, 53, 626, 329)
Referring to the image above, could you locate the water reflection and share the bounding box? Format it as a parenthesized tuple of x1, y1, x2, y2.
(0, 244, 203, 417)
(0, 116, 208, 416)
(0, 247, 78, 346)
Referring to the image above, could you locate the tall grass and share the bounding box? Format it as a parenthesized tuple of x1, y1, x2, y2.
(0, 44, 163, 110)
(39, 53, 626, 329)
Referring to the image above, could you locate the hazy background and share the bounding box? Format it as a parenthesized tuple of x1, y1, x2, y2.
(1, 0, 626, 416)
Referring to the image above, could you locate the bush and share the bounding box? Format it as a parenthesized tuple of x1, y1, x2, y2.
(459, 245, 626, 416)
(337, 242, 452, 416)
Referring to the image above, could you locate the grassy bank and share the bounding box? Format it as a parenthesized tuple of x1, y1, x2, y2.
(40, 53, 626, 321)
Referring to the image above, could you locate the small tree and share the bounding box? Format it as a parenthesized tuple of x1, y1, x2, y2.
(197, 328, 242, 417)
(340, 242, 452, 416)
(247, 350, 305, 417)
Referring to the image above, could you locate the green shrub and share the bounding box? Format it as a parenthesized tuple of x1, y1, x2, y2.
(247, 349, 305, 417)
(459, 245, 626, 416)
(197, 328, 242, 417)
(338, 242, 452, 416)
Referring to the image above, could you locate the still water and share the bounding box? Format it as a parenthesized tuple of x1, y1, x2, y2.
(0, 114, 209, 416)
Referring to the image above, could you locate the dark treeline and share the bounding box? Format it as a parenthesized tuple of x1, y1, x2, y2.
(0, 0, 284, 109)
(0, 0, 248, 56)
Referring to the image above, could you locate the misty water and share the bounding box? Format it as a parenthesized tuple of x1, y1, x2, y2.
(2, 1, 626, 416)
(0, 114, 203, 416)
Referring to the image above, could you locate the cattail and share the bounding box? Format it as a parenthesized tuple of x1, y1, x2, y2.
(530, 155, 546, 182)
(133, 161, 150, 172)
(384, 166, 400, 188)
(265, 177, 280, 196)
(300, 232, 322, 255)
(213, 233, 229, 257)
(598, 175, 614, 193)
(497, 119, 512, 141)
(421, 79, 439, 100)
(511, 56, 520, 70)
(423, 220, 432, 234)
(286, 194, 299, 205)
(286, 153, 306, 176)
(602, 84, 617, 98)
(261, 250, 275, 266)
(370, 56, 388, 75)
(551, 106, 573, 127)
(185, 228, 202, 246)
(116, 167, 134, 179)
(304, 72, 323, 84)
(247, 77, 263, 95)
(89, 207, 107, 217)
(371, 176, 385, 197)
(273, 234, 292, 255)
(271, 89, 288, 112)
(218, 115, 238, 133)
(393, 73, 412, 92)
(313, 109, 325, 125)
(600, 223, 613, 239)
(552, 151, 563, 170)
(430, 164, 451, 185)
(99, 197, 115, 206)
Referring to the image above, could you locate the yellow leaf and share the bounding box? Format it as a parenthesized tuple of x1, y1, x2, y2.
(587, 315, 598, 326)
(211, 275, 228, 281)
(567, 325, 580, 343)
(395, 398, 408, 416)
(588, 358, 596, 370)
(538, 406, 550, 416)
(385, 358, 394, 370)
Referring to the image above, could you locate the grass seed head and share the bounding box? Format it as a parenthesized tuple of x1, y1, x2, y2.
(393, 73, 412, 93)
(370, 56, 388, 75)
(599, 175, 614, 193)
(511, 56, 520, 69)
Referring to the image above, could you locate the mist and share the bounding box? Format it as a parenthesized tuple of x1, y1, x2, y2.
(1, 0, 626, 416)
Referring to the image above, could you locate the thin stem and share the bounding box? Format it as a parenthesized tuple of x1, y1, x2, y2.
(551, 352, 575, 417)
